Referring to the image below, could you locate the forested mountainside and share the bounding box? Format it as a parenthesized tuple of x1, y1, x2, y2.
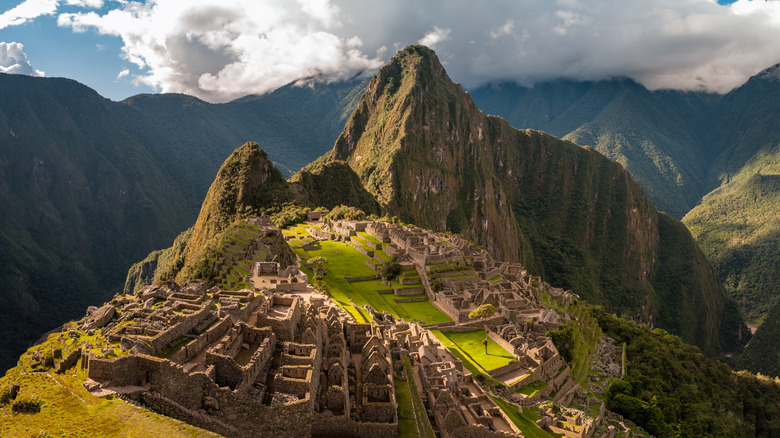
(304, 45, 747, 355)
(0, 72, 366, 371)
(471, 66, 780, 366)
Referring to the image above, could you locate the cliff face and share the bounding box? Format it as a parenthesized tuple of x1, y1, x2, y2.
(314, 45, 745, 354)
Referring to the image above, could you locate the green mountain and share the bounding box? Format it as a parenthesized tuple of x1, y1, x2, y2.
(0, 73, 367, 371)
(470, 79, 720, 219)
(471, 67, 780, 366)
(124, 142, 379, 293)
(740, 298, 780, 378)
(683, 172, 780, 325)
(306, 45, 747, 355)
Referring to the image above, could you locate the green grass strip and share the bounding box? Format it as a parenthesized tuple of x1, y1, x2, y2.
(489, 395, 559, 438)
(394, 355, 436, 438)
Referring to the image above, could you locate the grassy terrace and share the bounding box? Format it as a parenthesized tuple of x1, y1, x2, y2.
(430, 330, 515, 376)
(395, 356, 436, 438)
(287, 226, 450, 325)
(0, 371, 217, 437)
(515, 380, 548, 397)
(489, 395, 559, 438)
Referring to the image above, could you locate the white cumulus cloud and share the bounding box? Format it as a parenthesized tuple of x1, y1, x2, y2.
(0, 41, 44, 76)
(418, 26, 451, 49)
(57, 0, 385, 102)
(0, 0, 59, 29)
(64, 0, 103, 7)
(50, 0, 780, 100)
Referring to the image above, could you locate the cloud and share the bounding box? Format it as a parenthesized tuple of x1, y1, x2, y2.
(335, 0, 780, 93)
(55, 0, 780, 101)
(0, 41, 44, 76)
(418, 26, 451, 49)
(64, 0, 103, 7)
(115, 67, 129, 80)
(0, 0, 59, 29)
(58, 0, 385, 102)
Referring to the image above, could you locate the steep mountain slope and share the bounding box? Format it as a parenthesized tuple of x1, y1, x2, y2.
(308, 45, 746, 354)
(706, 64, 780, 187)
(740, 298, 780, 378)
(470, 80, 719, 218)
(124, 142, 377, 292)
(683, 172, 780, 325)
(0, 74, 189, 372)
(682, 66, 780, 328)
(471, 67, 780, 368)
(0, 73, 367, 372)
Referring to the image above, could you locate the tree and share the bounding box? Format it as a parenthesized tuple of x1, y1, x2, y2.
(309, 256, 327, 279)
(380, 257, 402, 282)
(469, 304, 497, 353)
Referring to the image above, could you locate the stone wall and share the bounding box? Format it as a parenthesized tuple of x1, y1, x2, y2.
(147, 300, 213, 353)
(311, 414, 398, 438)
(169, 315, 232, 364)
(392, 285, 425, 296)
(486, 360, 524, 380)
(487, 329, 521, 357)
(450, 425, 518, 438)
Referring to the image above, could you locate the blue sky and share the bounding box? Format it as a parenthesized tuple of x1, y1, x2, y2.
(2, 0, 780, 102)
(0, 2, 153, 99)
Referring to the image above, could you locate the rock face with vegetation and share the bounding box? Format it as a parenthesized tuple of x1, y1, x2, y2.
(308, 45, 746, 355)
(471, 67, 780, 371)
(124, 142, 382, 292)
(0, 72, 367, 370)
(125, 143, 297, 290)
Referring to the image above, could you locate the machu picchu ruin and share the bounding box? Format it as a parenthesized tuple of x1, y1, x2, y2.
(3, 216, 638, 437)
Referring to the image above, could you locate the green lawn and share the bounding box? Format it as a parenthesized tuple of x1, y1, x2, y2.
(293, 235, 450, 325)
(0, 372, 217, 437)
(515, 380, 548, 397)
(395, 356, 435, 438)
(489, 395, 560, 438)
(434, 330, 515, 371)
(357, 231, 384, 246)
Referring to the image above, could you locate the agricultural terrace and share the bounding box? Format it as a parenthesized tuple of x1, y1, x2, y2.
(283, 224, 451, 325)
(430, 329, 515, 377)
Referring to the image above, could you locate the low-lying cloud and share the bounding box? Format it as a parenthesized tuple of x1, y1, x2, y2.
(0, 41, 44, 76)
(37, 0, 780, 100)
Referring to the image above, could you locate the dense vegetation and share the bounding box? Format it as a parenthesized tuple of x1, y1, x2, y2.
(683, 155, 780, 325)
(739, 299, 780, 379)
(472, 67, 780, 372)
(593, 305, 780, 437)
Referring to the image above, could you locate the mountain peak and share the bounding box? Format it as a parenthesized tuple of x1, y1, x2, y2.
(754, 62, 780, 82)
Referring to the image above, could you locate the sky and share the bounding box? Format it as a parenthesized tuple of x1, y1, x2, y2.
(2, 0, 780, 102)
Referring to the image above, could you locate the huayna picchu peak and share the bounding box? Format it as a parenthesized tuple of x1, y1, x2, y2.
(3, 44, 780, 438)
(307, 45, 747, 356)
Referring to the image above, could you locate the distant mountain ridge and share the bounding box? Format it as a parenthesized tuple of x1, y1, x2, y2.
(0, 72, 368, 371)
(470, 66, 780, 355)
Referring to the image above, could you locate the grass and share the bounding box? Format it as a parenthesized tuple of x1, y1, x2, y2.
(434, 330, 515, 371)
(395, 356, 435, 438)
(515, 381, 548, 397)
(489, 395, 560, 438)
(0, 371, 217, 437)
(293, 233, 450, 325)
